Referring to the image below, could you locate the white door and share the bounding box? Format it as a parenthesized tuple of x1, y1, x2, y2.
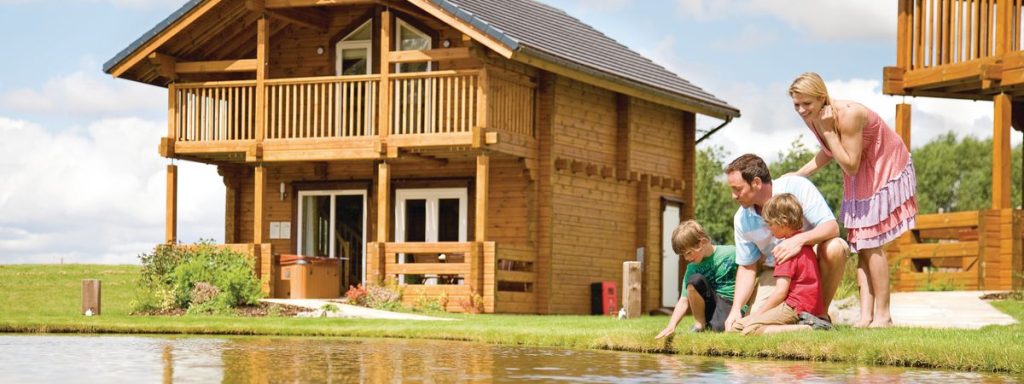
(395, 188, 468, 285)
(661, 202, 682, 308)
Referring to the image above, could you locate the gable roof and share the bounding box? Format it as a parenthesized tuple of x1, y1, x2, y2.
(425, 0, 738, 118)
(104, 0, 739, 119)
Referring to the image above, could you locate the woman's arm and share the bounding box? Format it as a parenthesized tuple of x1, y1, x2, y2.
(793, 150, 833, 178)
(819, 103, 866, 175)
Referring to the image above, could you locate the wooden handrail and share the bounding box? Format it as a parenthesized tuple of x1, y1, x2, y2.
(900, 0, 1024, 70)
(383, 242, 473, 254)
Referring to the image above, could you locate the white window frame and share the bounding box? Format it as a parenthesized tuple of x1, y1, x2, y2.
(335, 19, 373, 76)
(296, 189, 368, 282)
(394, 188, 468, 243)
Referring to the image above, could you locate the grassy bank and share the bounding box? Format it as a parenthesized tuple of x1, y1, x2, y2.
(1, 264, 1023, 373)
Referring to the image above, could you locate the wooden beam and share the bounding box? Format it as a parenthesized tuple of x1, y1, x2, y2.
(176, 59, 258, 73)
(993, 93, 1012, 209)
(895, 103, 911, 149)
(883, 66, 906, 95)
(148, 52, 178, 80)
(378, 9, 392, 140)
(377, 162, 390, 243)
(388, 47, 471, 63)
(267, 8, 328, 31)
(109, 0, 225, 78)
(476, 154, 489, 241)
(902, 59, 1002, 90)
(254, 164, 266, 243)
(166, 164, 178, 243)
(473, 67, 488, 148)
(515, 51, 736, 120)
(615, 94, 632, 181)
(256, 17, 268, 145)
(405, 0, 515, 59)
(681, 111, 696, 218)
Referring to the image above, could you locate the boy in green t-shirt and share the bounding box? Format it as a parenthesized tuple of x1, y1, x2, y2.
(655, 220, 739, 338)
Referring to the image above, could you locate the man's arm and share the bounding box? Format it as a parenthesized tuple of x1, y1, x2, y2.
(724, 263, 757, 331)
(772, 219, 840, 263)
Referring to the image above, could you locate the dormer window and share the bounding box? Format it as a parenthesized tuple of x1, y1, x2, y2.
(336, 20, 372, 76)
(395, 19, 431, 73)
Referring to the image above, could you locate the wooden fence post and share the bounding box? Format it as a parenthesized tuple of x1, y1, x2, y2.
(82, 279, 101, 316)
(622, 261, 641, 319)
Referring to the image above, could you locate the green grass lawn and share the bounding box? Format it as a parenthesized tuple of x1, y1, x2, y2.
(2, 264, 1023, 373)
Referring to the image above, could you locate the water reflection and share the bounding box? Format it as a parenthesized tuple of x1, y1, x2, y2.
(0, 335, 1018, 383)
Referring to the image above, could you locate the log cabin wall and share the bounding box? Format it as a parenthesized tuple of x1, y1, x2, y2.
(542, 75, 692, 314)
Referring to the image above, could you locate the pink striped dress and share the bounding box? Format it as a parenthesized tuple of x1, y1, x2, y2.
(808, 105, 918, 252)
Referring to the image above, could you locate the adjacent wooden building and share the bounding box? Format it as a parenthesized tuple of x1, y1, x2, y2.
(105, 0, 739, 313)
(884, 0, 1023, 291)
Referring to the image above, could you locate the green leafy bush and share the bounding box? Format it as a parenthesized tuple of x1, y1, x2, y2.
(131, 241, 263, 315)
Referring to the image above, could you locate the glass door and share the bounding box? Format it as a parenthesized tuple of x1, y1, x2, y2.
(298, 190, 367, 291)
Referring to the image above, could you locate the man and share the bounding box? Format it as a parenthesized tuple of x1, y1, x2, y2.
(723, 154, 850, 331)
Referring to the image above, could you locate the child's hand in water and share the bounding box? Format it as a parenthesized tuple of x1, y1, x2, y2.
(654, 327, 675, 340)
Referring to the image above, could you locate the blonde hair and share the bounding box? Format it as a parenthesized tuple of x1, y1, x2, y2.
(762, 193, 804, 231)
(671, 220, 710, 255)
(789, 72, 832, 106)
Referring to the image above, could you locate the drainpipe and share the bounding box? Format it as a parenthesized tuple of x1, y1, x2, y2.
(695, 117, 733, 145)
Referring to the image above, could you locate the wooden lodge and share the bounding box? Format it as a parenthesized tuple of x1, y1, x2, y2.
(884, 0, 1023, 291)
(104, 0, 739, 313)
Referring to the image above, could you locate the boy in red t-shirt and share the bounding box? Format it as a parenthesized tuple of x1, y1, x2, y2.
(730, 193, 833, 335)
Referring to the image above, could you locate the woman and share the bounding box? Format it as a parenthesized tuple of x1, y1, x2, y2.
(787, 72, 917, 328)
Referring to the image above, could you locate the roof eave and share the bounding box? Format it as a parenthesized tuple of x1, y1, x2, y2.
(513, 46, 740, 119)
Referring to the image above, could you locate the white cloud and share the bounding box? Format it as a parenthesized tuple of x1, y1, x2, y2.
(0, 117, 223, 264)
(675, 0, 894, 41)
(0, 0, 181, 9)
(0, 70, 163, 118)
(568, 0, 633, 12)
(711, 24, 777, 51)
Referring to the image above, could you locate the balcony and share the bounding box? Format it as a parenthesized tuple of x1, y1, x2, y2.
(162, 68, 536, 163)
(886, 0, 1024, 98)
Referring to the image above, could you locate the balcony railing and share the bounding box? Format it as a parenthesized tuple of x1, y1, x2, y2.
(899, 0, 1024, 70)
(169, 68, 535, 158)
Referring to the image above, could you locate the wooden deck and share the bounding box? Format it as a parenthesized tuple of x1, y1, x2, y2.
(162, 68, 536, 163)
(886, 0, 1024, 98)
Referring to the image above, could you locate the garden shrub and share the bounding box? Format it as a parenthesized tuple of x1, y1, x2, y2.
(345, 281, 403, 311)
(131, 241, 262, 315)
(413, 292, 448, 313)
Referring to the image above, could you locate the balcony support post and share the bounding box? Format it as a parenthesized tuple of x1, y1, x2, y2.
(166, 164, 177, 243)
(378, 9, 392, 141)
(254, 163, 266, 244)
(377, 162, 390, 243)
(256, 16, 268, 147)
(896, 103, 911, 149)
(471, 154, 489, 297)
(994, 93, 1012, 209)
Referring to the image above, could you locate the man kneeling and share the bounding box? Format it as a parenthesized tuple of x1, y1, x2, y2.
(656, 220, 738, 338)
(731, 193, 832, 335)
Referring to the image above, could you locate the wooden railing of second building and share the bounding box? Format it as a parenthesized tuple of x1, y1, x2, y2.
(168, 68, 535, 157)
(897, 0, 1024, 70)
(886, 209, 1023, 291)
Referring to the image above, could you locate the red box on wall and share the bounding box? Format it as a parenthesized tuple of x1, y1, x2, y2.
(590, 281, 617, 316)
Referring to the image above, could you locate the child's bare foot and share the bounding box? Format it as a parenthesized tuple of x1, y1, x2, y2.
(868, 318, 893, 328)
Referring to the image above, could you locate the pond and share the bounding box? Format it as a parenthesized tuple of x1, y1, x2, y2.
(0, 335, 1017, 383)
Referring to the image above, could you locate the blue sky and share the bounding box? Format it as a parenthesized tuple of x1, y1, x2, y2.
(0, 0, 1011, 264)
